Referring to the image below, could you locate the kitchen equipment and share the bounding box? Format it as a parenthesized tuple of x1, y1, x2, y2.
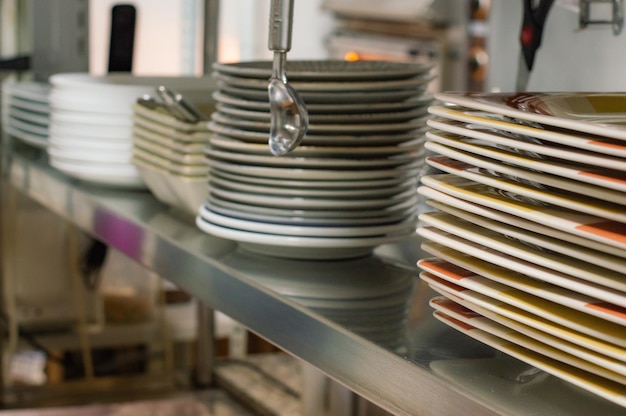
(267, 0, 309, 156)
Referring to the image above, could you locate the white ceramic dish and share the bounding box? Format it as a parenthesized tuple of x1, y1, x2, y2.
(206, 158, 420, 181)
(428, 119, 626, 171)
(208, 135, 424, 157)
(208, 184, 416, 210)
(47, 146, 133, 164)
(211, 112, 429, 135)
(424, 131, 626, 193)
(425, 144, 626, 206)
(206, 193, 418, 220)
(8, 107, 50, 125)
(207, 121, 425, 146)
(205, 199, 414, 227)
(4, 125, 48, 148)
(209, 174, 416, 198)
(133, 157, 206, 214)
(2, 81, 50, 103)
(134, 136, 205, 165)
(49, 158, 144, 188)
(418, 185, 626, 258)
(435, 92, 626, 141)
(195, 216, 416, 260)
(212, 90, 434, 114)
(212, 60, 433, 81)
(133, 147, 208, 176)
(134, 116, 212, 143)
(199, 204, 416, 238)
(133, 126, 206, 153)
(210, 167, 413, 189)
(51, 109, 132, 126)
(5, 96, 50, 114)
(8, 117, 48, 136)
(218, 84, 425, 105)
(49, 122, 132, 140)
(133, 104, 213, 133)
(205, 146, 419, 169)
(49, 136, 133, 151)
(428, 105, 626, 158)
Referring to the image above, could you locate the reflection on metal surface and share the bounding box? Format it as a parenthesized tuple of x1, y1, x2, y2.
(5, 147, 623, 415)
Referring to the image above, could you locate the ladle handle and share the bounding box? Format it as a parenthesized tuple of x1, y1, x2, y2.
(269, 0, 294, 52)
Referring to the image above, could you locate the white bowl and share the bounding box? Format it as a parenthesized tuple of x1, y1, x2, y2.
(50, 122, 132, 140)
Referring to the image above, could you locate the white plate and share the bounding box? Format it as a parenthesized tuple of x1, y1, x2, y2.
(207, 157, 421, 181)
(420, 174, 626, 251)
(205, 146, 420, 169)
(5, 96, 50, 114)
(214, 72, 434, 92)
(418, 185, 626, 258)
(199, 205, 416, 238)
(423, 272, 626, 348)
(435, 92, 626, 141)
(424, 157, 626, 224)
(205, 199, 414, 227)
(212, 60, 433, 81)
(49, 136, 133, 151)
(218, 84, 425, 105)
(207, 121, 424, 146)
(209, 183, 416, 210)
(429, 105, 626, 158)
(433, 308, 626, 408)
(421, 203, 626, 274)
(195, 216, 415, 260)
(3, 125, 47, 148)
(421, 253, 626, 330)
(51, 109, 132, 126)
(209, 135, 424, 157)
(425, 143, 626, 205)
(209, 173, 416, 198)
(418, 223, 626, 302)
(133, 104, 213, 133)
(132, 148, 208, 176)
(210, 167, 412, 189)
(2, 81, 50, 103)
(133, 126, 207, 153)
(428, 119, 626, 171)
(48, 146, 132, 164)
(215, 102, 429, 124)
(212, 90, 434, 114)
(207, 193, 418, 220)
(211, 112, 429, 135)
(431, 298, 626, 383)
(8, 107, 50, 125)
(49, 158, 145, 188)
(8, 116, 48, 136)
(430, 294, 626, 365)
(50, 122, 132, 140)
(425, 132, 626, 193)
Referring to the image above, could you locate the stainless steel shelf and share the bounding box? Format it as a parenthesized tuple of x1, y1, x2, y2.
(5, 150, 625, 416)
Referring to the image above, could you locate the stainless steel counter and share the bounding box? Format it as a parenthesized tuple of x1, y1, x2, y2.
(5, 148, 625, 416)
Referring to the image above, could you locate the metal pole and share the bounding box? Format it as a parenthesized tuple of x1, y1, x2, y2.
(203, 0, 220, 74)
(195, 301, 215, 386)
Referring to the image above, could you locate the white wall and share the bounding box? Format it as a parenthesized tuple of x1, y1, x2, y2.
(488, 1, 626, 92)
(89, 0, 334, 76)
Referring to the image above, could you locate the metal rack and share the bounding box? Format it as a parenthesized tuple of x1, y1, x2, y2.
(3, 144, 626, 415)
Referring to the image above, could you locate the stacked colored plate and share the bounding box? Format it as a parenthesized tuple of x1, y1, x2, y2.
(196, 60, 435, 260)
(1, 82, 51, 148)
(418, 91, 626, 408)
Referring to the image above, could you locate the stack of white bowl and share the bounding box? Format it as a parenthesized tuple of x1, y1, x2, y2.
(1, 82, 51, 148)
(131, 99, 215, 215)
(47, 73, 213, 188)
(196, 60, 435, 260)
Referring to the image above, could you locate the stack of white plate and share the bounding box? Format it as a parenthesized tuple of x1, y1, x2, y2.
(196, 60, 435, 260)
(132, 101, 214, 215)
(418, 91, 626, 408)
(220, 249, 415, 350)
(1, 82, 51, 148)
(47, 73, 213, 188)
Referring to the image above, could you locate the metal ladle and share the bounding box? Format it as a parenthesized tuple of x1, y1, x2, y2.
(267, 0, 308, 156)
